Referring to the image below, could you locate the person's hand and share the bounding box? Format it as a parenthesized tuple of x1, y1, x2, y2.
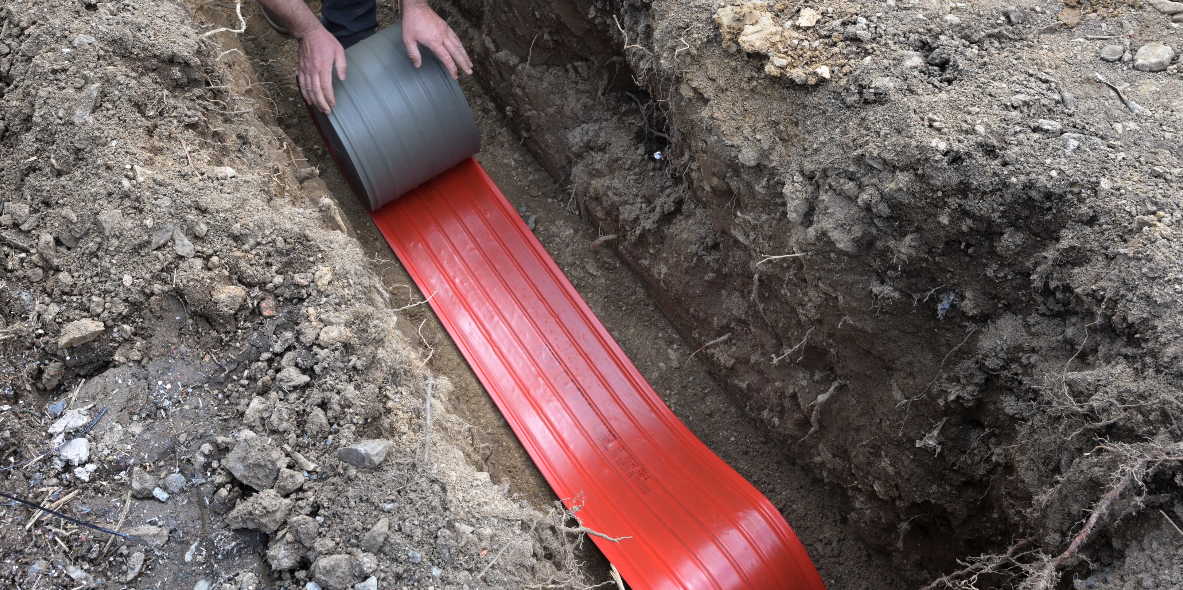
(401, 1, 472, 80)
(296, 26, 347, 114)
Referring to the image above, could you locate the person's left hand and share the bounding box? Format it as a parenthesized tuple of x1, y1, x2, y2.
(401, 2, 472, 80)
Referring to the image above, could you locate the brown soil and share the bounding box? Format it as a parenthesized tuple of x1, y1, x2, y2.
(2, 0, 1182, 589)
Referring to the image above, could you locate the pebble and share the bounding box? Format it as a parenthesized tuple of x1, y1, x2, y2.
(1100, 45, 1125, 62)
(797, 7, 821, 27)
(224, 431, 284, 491)
(1133, 43, 1176, 72)
(275, 467, 305, 495)
(58, 318, 105, 348)
(59, 438, 89, 466)
(163, 472, 187, 493)
(173, 230, 195, 258)
(48, 409, 90, 434)
(311, 554, 357, 590)
(276, 366, 312, 390)
(305, 584, 323, 590)
(130, 467, 158, 499)
(225, 489, 293, 533)
(194, 580, 212, 590)
(123, 524, 170, 548)
(124, 552, 145, 583)
(152, 487, 170, 502)
(943, 14, 961, 25)
(360, 517, 390, 554)
(337, 439, 393, 469)
(1002, 7, 1024, 24)
(211, 166, 237, 180)
(149, 222, 175, 251)
(354, 578, 378, 590)
(288, 514, 319, 546)
(0, 43, 8, 56)
(1034, 119, 1063, 134)
(408, 550, 422, 564)
(47, 400, 67, 418)
(73, 467, 90, 482)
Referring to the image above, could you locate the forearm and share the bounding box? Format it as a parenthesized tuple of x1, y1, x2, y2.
(258, 0, 325, 38)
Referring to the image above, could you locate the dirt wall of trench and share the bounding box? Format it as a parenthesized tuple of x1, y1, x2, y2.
(443, 0, 1183, 583)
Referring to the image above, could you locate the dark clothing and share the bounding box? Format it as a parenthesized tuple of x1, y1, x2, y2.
(320, 0, 377, 48)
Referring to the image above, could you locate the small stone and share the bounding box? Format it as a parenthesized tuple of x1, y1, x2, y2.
(173, 230, 195, 258)
(1034, 119, 1063, 134)
(152, 487, 170, 502)
(1134, 43, 1176, 72)
(295, 167, 320, 183)
(47, 400, 67, 417)
(259, 297, 278, 317)
(360, 518, 390, 554)
(317, 325, 352, 346)
(130, 467, 157, 499)
(72, 34, 96, 48)
(73, 466, 91, 482)
(211, 285, 247, 314)
(408, 550, 422, 564)
(305, 584, 323, 590)
(223, 430, 284, 491)
(337, 439, 392, 469)
(40, 360, 65, 390)
(353, 552, 378, 576)
(225, 489, 293, 533)
(354, 578, 377, 590)
(267, 538, 304, 571)
(59, 319, 104, 347)
(163, 473, 187, 493)
(194, 580, 212, 590)
(275, 468, 305, 495)
(943, 14, 961, 25)
(150, 222, 175, 251)
(59, 438, 89, 466)
(797, 7, 821, 27)
(124, 524, 170, 548)
(0, 43, 8, 56)
(276, 366, 311, 390)
(288, 514, 319, 547)
(124, 552, 145, 582)
(1100, 45, 1125, 62)
(311, 554, 357, 590)
(211, 166, 237, 180)
(1002, 7, 1025, 24)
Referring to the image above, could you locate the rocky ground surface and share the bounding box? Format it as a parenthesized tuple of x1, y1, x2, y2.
(441, 0, 1183, 587)
(3, 0, 1183, 589)
(0, 1, 595, 589)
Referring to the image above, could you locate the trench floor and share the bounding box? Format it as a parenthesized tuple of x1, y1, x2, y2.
(235, 6, 909, 588)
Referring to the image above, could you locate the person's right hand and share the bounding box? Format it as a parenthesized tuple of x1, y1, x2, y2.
(296, 26, 347, 114)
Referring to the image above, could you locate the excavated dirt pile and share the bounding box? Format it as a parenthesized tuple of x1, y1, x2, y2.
(0, 1, 591, 589)
(441, 0, 1183, 586)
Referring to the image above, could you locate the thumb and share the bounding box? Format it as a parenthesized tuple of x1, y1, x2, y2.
(405, 39, 422, 68)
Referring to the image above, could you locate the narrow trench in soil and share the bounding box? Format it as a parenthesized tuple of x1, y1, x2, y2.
(238, 8, 909, 589)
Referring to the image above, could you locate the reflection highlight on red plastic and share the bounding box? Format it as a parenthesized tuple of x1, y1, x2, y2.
(369, 158, 827, 590)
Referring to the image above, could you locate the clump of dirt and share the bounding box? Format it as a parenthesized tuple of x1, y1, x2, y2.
(441, 0, 1183, 586)
(0, 1, 590, 588)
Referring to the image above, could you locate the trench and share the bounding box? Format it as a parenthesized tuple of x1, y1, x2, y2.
(231, 3, 917, 589)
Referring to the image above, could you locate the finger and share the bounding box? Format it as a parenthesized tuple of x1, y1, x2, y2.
(310, 70, 330, 114)
(445, 35, 472, 75)
(404, 39, 422, 68)
(320, 66, 336, 109)
(335, 47, 348, 81)
(298, 71, 312, 106)
(430, 42, 458, 79)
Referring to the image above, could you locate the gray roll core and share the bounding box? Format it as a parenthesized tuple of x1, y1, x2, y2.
(313, 24, 481, 211)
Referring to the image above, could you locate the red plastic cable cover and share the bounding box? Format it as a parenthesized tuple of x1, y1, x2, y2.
(368, 158, 827, 590)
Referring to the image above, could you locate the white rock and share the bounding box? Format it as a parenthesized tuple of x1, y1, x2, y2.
(797, 8, 821, 27)
(210, 166, 236, 180)
(1134, 42, 1176, 72)
(48, 409, 90, 435)
(59, 438, 90, 466)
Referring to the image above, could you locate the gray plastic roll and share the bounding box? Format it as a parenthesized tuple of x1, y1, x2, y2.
(311, 24, 481, 211)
